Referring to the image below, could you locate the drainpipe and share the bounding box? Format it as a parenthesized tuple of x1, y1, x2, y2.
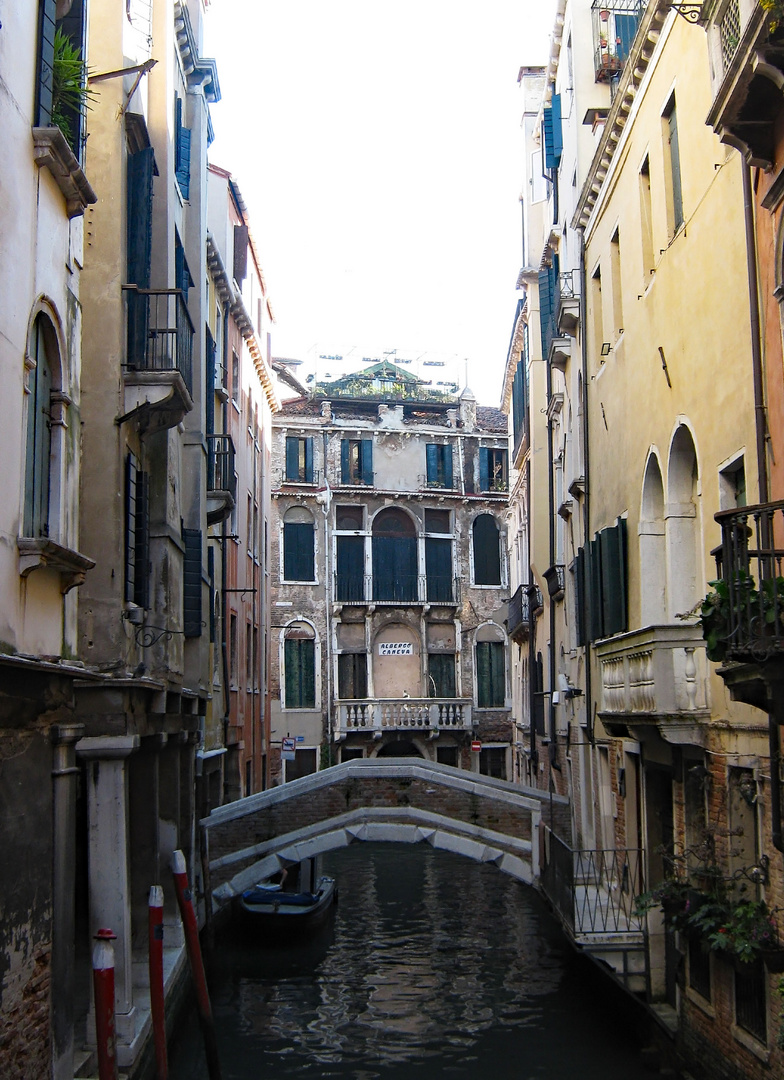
(579, 228, 593, 747)
(741, 162, 782, 850)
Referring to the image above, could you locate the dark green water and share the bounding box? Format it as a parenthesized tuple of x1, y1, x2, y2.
(170, 843, 651, 1079)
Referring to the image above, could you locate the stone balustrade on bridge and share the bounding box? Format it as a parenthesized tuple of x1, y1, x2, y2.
(201, 759, 571, 913)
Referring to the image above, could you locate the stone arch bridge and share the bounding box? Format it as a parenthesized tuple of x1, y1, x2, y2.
(201, 759, 571, 912)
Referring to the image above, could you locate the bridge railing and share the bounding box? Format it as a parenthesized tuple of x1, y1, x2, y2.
(336, 698, 472, 735)
(541, 826, 644, 937)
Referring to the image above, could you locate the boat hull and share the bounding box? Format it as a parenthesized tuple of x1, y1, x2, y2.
(237, 876, 337, 936)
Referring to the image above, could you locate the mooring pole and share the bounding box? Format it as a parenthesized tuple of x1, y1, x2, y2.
(171, 850, 222, 1080)
(148, 885, 168, 1080)
(92, 929, 119, 1080)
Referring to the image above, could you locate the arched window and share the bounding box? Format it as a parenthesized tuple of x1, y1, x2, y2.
(283, 507, 315, 582)
(667, 426, 701, 619)
(24, 315, 56, 538)
(475, 623, 506, 707)
(472, 514, 501, 585)
(284, 622, 316, 708)
(640, 453, 666, 624)
(372, 508, 417, 601)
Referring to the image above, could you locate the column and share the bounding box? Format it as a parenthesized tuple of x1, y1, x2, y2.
(76, 734, 139, 1043)
(51, 722, 84, 1080)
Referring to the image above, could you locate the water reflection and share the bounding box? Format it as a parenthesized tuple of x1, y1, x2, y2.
(170, 843, 646, 1080)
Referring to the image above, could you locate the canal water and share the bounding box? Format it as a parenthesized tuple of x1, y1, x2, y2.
(170, 843, 652, 1080)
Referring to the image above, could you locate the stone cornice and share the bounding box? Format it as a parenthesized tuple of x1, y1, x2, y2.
(32, 127, 97, 218)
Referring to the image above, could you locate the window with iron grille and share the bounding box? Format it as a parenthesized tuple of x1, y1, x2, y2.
(286, 436, 314, 483)
(734, 960, 767, 1044)
(719, 0, 741, 71)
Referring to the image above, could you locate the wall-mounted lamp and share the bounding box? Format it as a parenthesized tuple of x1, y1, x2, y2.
(600, 342, 612, 356)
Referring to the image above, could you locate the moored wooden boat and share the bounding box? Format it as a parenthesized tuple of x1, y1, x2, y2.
(238, 875, 337, 934)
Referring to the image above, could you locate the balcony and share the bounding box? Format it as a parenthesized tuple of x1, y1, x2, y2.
(591, 0, 643, 84)
(709, 500, 784, 709)
(335, 698, 472, 738)
(544, 564, 566, 601)
(556, 271, 580, 335)
(540, 826, 646, 993)
(334, 573, 460, 606)
(120, 287, 194, 432)
(594, 624, 710, 738)
(507, 584, 532, 643)
(206, 434, 236, 526)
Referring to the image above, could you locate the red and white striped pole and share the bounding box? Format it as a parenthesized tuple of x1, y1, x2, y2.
(171, 850, 222, 1080)
(92, 928, 119, 1080)
(148, 885, 168, 1080)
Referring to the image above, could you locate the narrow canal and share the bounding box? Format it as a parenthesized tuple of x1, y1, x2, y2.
(170, 843, 655, 1079)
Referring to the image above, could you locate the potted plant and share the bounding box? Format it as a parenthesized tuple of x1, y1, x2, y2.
(51, 27, 97, 152)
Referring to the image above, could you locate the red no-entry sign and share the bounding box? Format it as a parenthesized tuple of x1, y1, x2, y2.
(471, 741, 481, 753)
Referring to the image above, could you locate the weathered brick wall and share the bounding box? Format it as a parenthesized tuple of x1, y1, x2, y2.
(206, 774, 538, 890)
(0, 945, 51, 1080)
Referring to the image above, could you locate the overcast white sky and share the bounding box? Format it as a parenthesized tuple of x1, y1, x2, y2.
(204, 1, 555, 405)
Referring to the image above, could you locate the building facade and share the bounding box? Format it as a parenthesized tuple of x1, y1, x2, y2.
(268, 363, 512, 783)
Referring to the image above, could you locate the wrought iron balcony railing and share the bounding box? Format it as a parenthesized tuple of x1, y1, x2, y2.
(207, 434, 236, 497)
(591, 0, 643, 84)
(336, 698, 472, 735)
(507, 583, 532, 642)
(712, 499, 784, 662)
(334, 573, 460, 605)
(540, 826, 645, 939)
(544, 564, 566, 600)
(123, 286, 194, 395)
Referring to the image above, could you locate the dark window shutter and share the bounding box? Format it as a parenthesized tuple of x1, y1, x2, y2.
(341, 439, 350, 483)
(304, 438, 314, 483)
(426, 443, 438, 484)
(285, 437, 300, 481)
(36, 0, 57, 127)
(477, 642, 503, 707)
(426, 537, 452, 602)
(361, 439, 373, 485)
(207, 545, 215, 643)
(205, 328, 215, 438)
(338, 653, 367, 699)
(233, 225, 249, 284)
(600, 518, 628, 637)
(668, 106, 683, 229)
(284, 522, 315, 582)
(589, 536, 603, 642)
(285, 639, 315, 708)
(473, 515, 501, 585)
(284, 638, 301, 707)
(477, 642, 491, 707)
(337, 535, 364, 601)
(479, 447, 490, 492)
(175, 99, 191, 199)
(126, 147, 154, 366)
(490, 642, 505, 706)
(124, 454, 137, 604)
(538, 268, 553, 357)
(134, 469, 150, 609)
(543, 94, 562, 169)
(25, 321, 52, 538)
(443, 443, 453, 488)
(533, 652, 545, 734)
(575, 547, 586, 648)
(429, 653, 455, 698)
(300, 639, 315, 706)
(372, 536, 417, 601)
(183, 528, 202, 637)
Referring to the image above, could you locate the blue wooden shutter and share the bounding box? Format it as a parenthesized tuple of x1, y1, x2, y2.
(285, 436, 300, 481)
(183, 528, 202, 637)
(615, 14, 638, 60)
(538, 268, 553, 358)
(36, 0, 57, 127)
(543, 94, 562, 169)
(426, 538, 452, 602)
(341, 439, 350, 483)
(126, 147, 154, 367)
(361, 439, 373, 485)
(426, 443, 438, 484)
(304, 438, 314, 483)
(473, 515, 501, 585)
(443, 444, 453, 488)
(284, 522, 314, 581)
(175, 96, 191, 199)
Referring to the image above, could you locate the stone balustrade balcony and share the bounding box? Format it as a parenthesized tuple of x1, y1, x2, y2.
(594, 625, 710, 736)
(335, 698, 472, 738)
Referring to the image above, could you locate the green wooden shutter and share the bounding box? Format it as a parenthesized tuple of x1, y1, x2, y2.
(361, 439, 373, 485)
(304, 438, 314, 483)
(429, 653, 455, 698)
(337, 535, 364, 600)
(341, 439, 350, 483)
(126, 147, 154, 367)
(175, 97, 191, 199)
(300, 639, 315, 707)
(575, 548, 586, 647)
(479, 447, 490, 491)
(25, 321, 52, 538)
(36, 0, 57, 127)
(183, 528, 202, 636)
(285, 437, 300, 481)
(490, 642, 505, 706)
(284, 638, 301, 707)
(205, 328, 215, 440)
(476, 642, 490, 707)
(473, 515, 501, 585)
(589, 537, 604, 641)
